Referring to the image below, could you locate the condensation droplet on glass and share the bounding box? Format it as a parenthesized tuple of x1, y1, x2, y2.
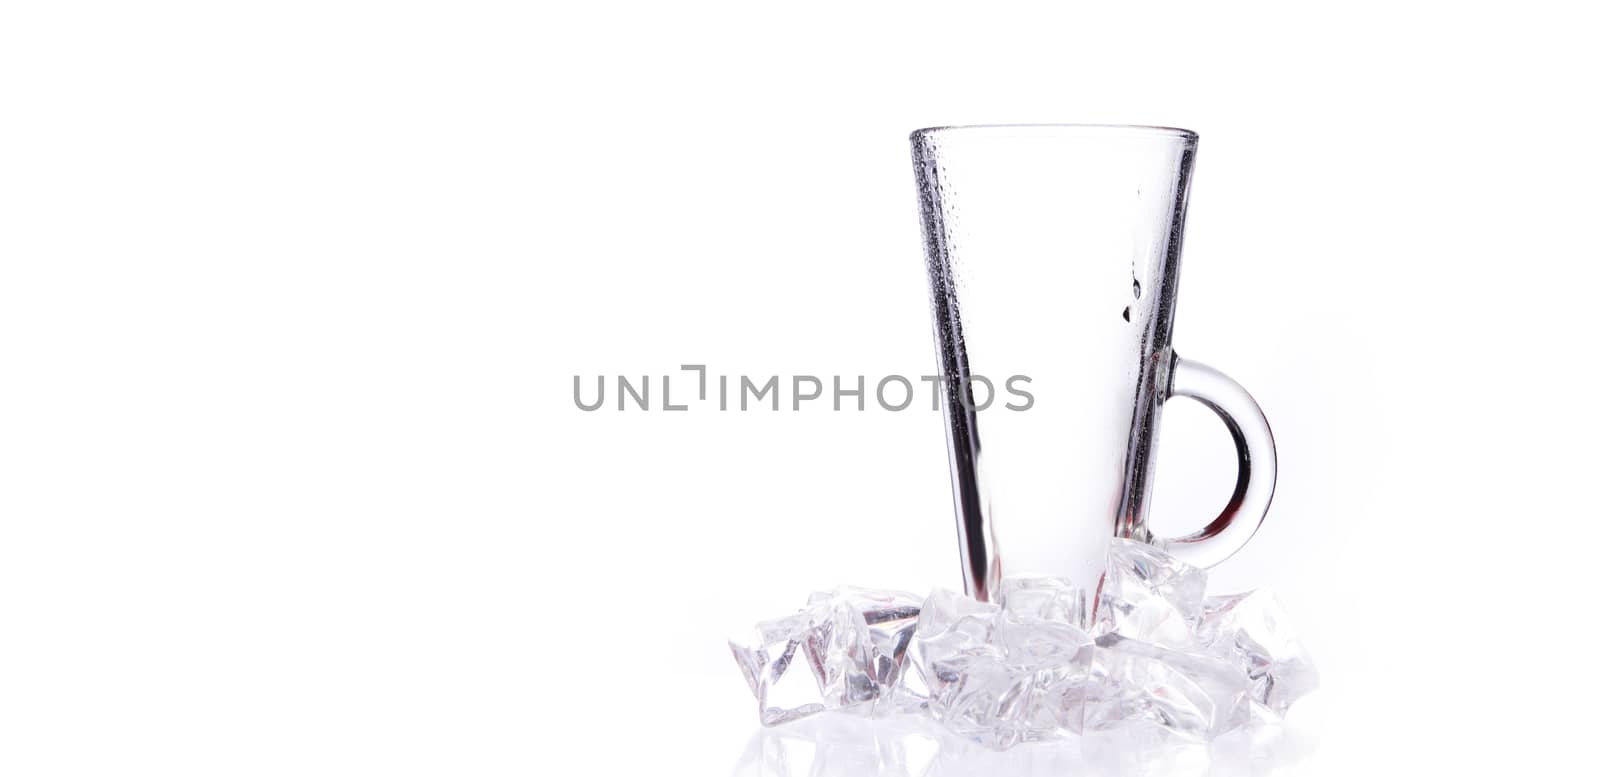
(1132, 279, 1142, 299)
(1121, 306, 1132, 322)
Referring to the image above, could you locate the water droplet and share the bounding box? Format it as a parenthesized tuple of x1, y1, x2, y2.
(1132, 280, 1142, 299)
(1121, 306, 1131, 322)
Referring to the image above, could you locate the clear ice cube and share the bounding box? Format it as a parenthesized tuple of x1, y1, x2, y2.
(1199, 589, 1320, 716)
(1082, 633, 1251, 740)
(899, 588, 999, 707)
(730, 610, 828, 726)
(1093, 539, 1208, 649)
(806, 586, 922, 713)
(730, 542, 1319, 750)
(729, 586, 921, 726)
(995, 576, 1086, 628)
(908, 585, 1094, 746)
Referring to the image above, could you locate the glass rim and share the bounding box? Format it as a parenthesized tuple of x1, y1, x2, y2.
(910, 124, 1198, 142)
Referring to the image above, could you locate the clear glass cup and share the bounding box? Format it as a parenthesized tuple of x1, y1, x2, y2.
(911, 124, 1276, 607)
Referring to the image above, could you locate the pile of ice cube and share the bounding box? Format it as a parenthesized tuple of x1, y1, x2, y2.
(729, 539, 1317, 750)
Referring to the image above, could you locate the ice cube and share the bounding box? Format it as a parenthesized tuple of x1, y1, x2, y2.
(995, 576, 1086, 628)
(1199, 589, 1319, 716)
(1093, 539, 1208, 649)
(1082, 634, 1251, 740)
(730, 587, 922, 726)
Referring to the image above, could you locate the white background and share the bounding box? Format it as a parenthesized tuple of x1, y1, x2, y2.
(3, 2, 1597, 774)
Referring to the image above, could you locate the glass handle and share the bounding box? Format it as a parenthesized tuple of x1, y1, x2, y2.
(1156, 355, 1278, 568)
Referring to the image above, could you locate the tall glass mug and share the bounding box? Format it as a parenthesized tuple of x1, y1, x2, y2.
(910, 125, 1276, 609)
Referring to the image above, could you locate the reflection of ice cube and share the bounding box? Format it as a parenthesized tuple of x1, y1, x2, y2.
(1081, 724, 1213, 777)
(1093, 539, 1208, 649)
(729, 707, 1317, 777)
(1199, 589, 1320, 715)
(732, 713, 945, 777)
